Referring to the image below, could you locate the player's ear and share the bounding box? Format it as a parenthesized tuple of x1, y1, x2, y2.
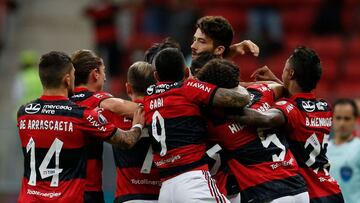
(214, 46, 225, 56)
(125, 82, 132, 97)
(63, 73, 71, 88)
(154, 71, 160, 82)
(289, 69, 295, 80)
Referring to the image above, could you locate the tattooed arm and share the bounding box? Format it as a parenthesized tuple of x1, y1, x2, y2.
(228, 108, 286, 128)
(212, 86, 250, 108)
(107, 107, 145, 149)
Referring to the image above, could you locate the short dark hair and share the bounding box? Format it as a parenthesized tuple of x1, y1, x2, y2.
(154, 48, 186, 82)
(333, 98, 359, 117)
(289, 46, 322, 92)
(196, 16, 234, 56)
(71, 49, 103, 86)
(144, 37, 181, 64)
(39, 51, 72, 89)
(127, 61, 156, 95)
(196, 59, 240, 88)
(190, 52, 218, 76)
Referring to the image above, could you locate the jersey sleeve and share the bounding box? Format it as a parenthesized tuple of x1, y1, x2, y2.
(273, 99, 299, 130)
(247, 84, 275, 110)
(93, 92, 114, 104)
(184, 79, 218, 106)
(79, 108, 117, 141)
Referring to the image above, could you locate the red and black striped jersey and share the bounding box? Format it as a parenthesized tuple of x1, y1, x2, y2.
(17, 95, 116, 203)
(112, 99, 161, 203)
(207, 84, 307, 202)
(274, 93, 344, 202)
(70, 87, 113, 193)
(143, 78, 218, 180)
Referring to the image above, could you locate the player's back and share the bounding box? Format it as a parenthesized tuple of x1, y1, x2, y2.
(274, 93, 343, 202)
(207, 84, 307, 202)
(70, 88, 112, 195)
(18, 96, 89, 203)
(143, 78, 217, 180)
(112, 99, 161, 202)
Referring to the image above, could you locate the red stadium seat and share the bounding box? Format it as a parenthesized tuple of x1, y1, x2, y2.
(281, 8, 316, 34)
(348, 36, 360, 57)
(334, 81, 360, 98)
(343, 58, 360, 81)
(305, 36, 345, 59)
(202, 8, 247, 34)
(233, 56, 259, 81)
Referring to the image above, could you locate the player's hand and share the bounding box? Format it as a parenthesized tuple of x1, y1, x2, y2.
(132, 106, 145, 127)
(251, 66, 282, 84)
(229, 40, 260, 57)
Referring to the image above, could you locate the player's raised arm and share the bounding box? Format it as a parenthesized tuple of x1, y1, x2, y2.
(107, 107, 145, 149)
(228, 108, 286, 128)
(212, 86, 250, 108)
(100, 97, 139, 118)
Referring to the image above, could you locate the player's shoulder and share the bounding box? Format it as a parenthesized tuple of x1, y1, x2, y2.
(93, 91, 113, 100)
(247, 83, 271, 92)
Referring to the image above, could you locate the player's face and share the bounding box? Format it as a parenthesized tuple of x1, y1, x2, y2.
(333, 104, 357, 138)
(281, 58, 292, 89)
(191, 28, 215, 60)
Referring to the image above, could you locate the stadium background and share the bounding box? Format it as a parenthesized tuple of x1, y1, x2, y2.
(0, 0, 358, 202)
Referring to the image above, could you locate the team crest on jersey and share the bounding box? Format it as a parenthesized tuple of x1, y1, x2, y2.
(98, 112, 108, 125)
(301, 101, 316, 112)
(147, 85, 155, 95)
(25, 103, 41, 114)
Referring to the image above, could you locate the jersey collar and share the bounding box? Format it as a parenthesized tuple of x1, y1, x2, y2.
(40, 95, 69, 101)
(289, 92, 315, 101)
(74, 87, 90, 93)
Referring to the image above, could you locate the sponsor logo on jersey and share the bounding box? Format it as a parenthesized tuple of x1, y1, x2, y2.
(186, 81, 212, 93)
(302, 101, 316, 112)
(71, 93, 85, 98)
(25, 103, 41, 114)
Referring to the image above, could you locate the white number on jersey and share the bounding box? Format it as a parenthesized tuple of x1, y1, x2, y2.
(26, 138, 64, 187)
(260, 133, 286, 162)
(304, 133, 330, 173)
(151, 110, 167, 156)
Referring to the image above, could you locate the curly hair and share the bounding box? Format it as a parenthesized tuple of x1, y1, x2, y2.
(190, 52, 218, 76)
(196, 59, 240, 88)
(289, 46, 322, 92)
(196, 16, 234, 57)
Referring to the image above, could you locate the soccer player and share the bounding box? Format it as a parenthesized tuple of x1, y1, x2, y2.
(112, 61, 161, 203)
(230, 47, 344, 203)
(191, 16, 259, 61)
(17, 51, 144, 203)
(197, 59, 309, 203)
(328, 99, 360, 203)
(70, 49, 139, 203)
(143, 48, 250, 203)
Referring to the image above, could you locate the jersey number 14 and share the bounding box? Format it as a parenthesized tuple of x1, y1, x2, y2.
(26, 137, 63, 187)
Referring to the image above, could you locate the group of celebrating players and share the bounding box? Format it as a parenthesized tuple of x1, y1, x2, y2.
(17, 15, 345, 203)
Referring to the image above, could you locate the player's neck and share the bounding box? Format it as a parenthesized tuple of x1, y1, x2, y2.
(130, 93, 144, 101)
(77, 83, 100, 92)
(42, 88, 68, 98)
(287, 82, 303, 96)
(334, 133, 353, 145)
